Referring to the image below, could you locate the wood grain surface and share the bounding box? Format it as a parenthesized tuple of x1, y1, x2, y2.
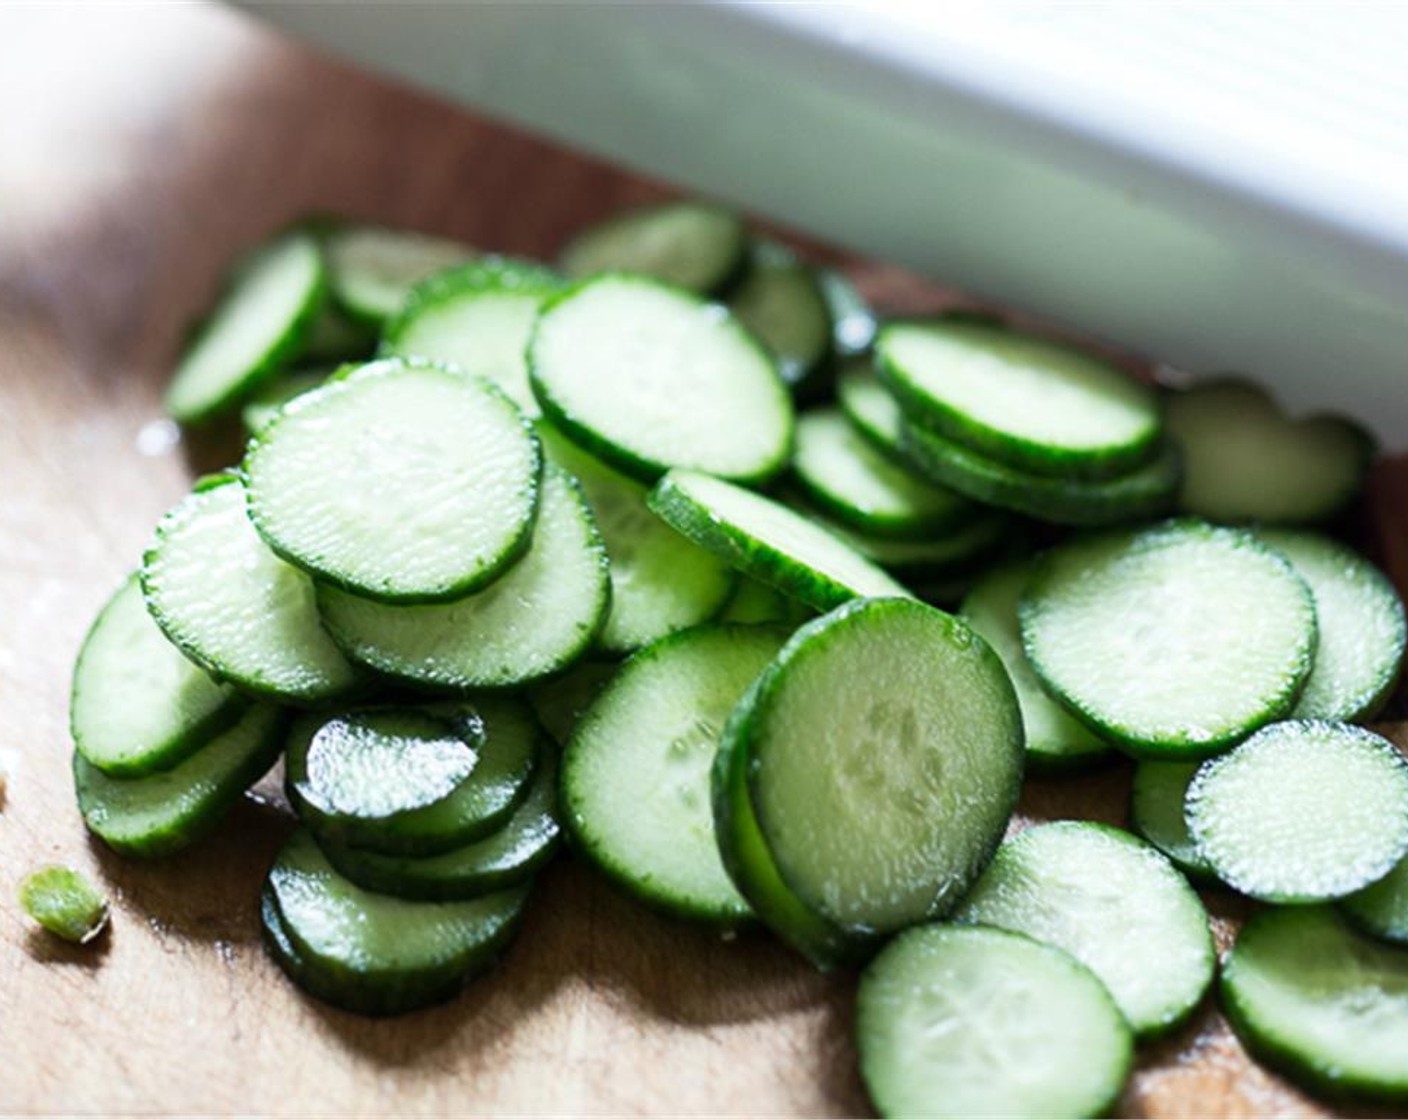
(1, 5, 1403, 1116)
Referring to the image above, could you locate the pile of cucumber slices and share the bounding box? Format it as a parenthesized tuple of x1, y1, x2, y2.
(68, 199, 1408, 1115)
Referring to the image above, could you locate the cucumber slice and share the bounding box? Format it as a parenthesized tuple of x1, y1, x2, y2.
(165, 228, 326, 425)
(529, 275, 793, 484)
(1222, 906, 1408, 1102)
(1259, 530, 1406, 722)
(262, 828, 529, 1017)
(558, 201, 746, 294)
(382, 259, 563, 415)
(1186, 721, 1408, 903)
(318, 464, 609, 691)
(960, 561, 1110, 772)
(527, 659, 619, 747)
(240, 369, 329, 434)
(295, 698, 540, 857)
(647, 470, 909, 611)
(1166, 378, 1375, 525)
(324, 224, 477, 326)
(71, 575, 247, 777)
(727, 242, 832, 392)
(1342, 855, 1408, 944)
(792, 409, 976, 539)
(1021, 520, 1316, 757)
(818, 272, 876, 361)
(141, 475, 361, 705)
(540, 425, 735, 653)
(320, 748, 561, 901)
(878, 319, 1161, 478)
(954, 821, 1215, 1038)
(1127, 761, 1216, 881)
(837, 365, 908, 464)
(717, 578, 812, 625)
(718, 599, 1024, 965)
(245, 360, 542, 604)
(563, 624, 789, 923)
(815, 505, 1015, 578)
(19, 867, 110, 946)
(857, 925, 1133, 1120)
(75, 704, 286, 858)
(901, 421, 1181, 526)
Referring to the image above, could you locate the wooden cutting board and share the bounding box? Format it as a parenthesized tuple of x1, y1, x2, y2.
(3, 5, 1404, 1115)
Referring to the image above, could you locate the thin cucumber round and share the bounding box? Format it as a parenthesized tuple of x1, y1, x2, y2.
(717, 577, 812, 626)
(1127, 761, 1216, 881)
(1186, 721, 1408, 903)
(294, 698, 540, 857)
(954, 821, 1215, 1038)
(245, 359, 542, 604)
(836, 364, 909, 465)
(240, 368, 329, 434)
(1259, 529, 1406, 722)
(382, 258, 563, 415)
(165, 228, 326, 425)
(285, 708, 477, 850)
(526, 659, 619, 748)
(857, 925, 1134, 1120)
(529, 274, 793, 485)
(647, 470, 909, 611)
(719, 599, 1024, 965)
(901, 420, 1181, 526)
(818, 271, 876, 361)
(792, 409, 976, 539)
(140, 475, 361, 706)
(1342, 855, 1408, 945)
(558, 201, 746, 294)
(262, 828, 529, 1017)
(323, 224, 477, 327)
(1021, 519, 1316, 757)
(71, 575, 247, 777)
(74, 704, 287, 858)
(878, 318, 1161, 477)
(727, 241, 832, 392)
(317, 464, 610, 691)
(1166, 377, 1375, 525)
(563, 624, 789, 924)
(540, 425, 735, 653)
(960, 561, 1110, 772)
(1221, 906, 1408, 1102)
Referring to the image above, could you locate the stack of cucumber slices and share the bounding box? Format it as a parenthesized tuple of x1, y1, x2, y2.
(67, 197, 1408, 1113)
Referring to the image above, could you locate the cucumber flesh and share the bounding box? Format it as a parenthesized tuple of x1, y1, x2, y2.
(727, 242, 832, 392)
(140, 475, 361, 705)
(954, 821, 1215, 1038)
(725, 599, 1023, 956)
(793, 409, 975, 539)
(262, 828, 529, 1017)
(529, 275, 793, 484)
(1221, 906, 1408, 1102)
(1187, 720, 1408, 903)
(320, 748, 562, 901)
(318, 464, 609, 691)
(558, 201, 746, 294)
(245, 360, 542, 604)
(165, 229, 326, 425)
(324, 224, 477, 326)
(1166, 378, 1374, 524)
(901, 421, 1180, 526)
(1020, 520, 1316, 757)
(540, 425, 735, 653)
(857, 925, 1133, 1120)
(878, 319, 1160, 477)
(71, 575, 246, 777)
(648, 470, 910, 611)
(382, 259, 563, 415)
(1342, 854, 1408, 945)
(75, 704, 287, 858)
(563, 625, 789, 923)
(1128, 761, 1216, 880)
(1259, 529, 1406, 722)
(960, 561, 1110, 772)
